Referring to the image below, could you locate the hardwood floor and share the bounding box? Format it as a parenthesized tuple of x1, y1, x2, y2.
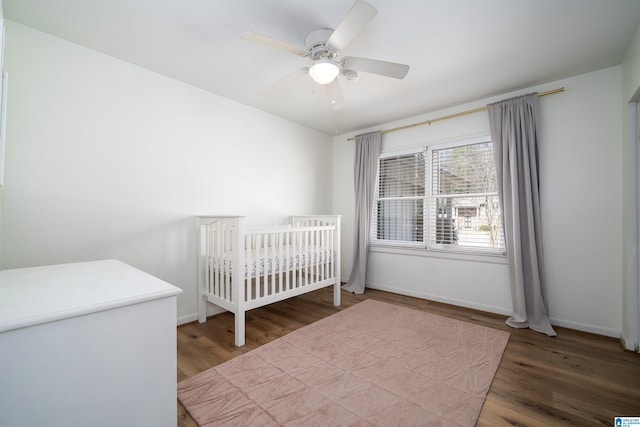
(177, 287, 640, 426)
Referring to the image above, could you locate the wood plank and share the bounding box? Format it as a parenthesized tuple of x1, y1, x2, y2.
(177, 287, 640, 426)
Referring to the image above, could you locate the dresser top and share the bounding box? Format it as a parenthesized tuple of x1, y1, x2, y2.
(0, 259, 182, 332)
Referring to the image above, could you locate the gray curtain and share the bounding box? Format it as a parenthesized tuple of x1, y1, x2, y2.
(488, 93, 557, 336)
(343, 131, 382, 294)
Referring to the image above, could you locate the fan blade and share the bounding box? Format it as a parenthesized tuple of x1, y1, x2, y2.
(325, 79, 345, 111)
(260, 68, 309, 97)
(341, 56, 409, 79)
(241, 31, 307, 56)
(327, 0, 377, 51)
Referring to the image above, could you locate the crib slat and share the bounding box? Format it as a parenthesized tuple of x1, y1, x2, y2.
(207, 224, 213, 297)
(324, 228, 329, 281)
(295, 232, 304, 288)
(216, 223, 221, 299)
(214, 223, 221, 299)
(220, 223, 224, 299)
(327, 227, 332, 280)
(310, 229, 316, 285)
(264, 234, 269, 295)
(304, 231, 311, 286)
(257, 233, 261, 298)
(326, 227, 330, 280)
(205, 224, 210, 296)
(314, 228, 318, 281)
(214, 224, 219, 298)
(265, 233, 270, 297)
(249, 234, 255, 301)
(216, 223, 221, 300)
(271, 233, 276, 294)
(219, 224, 224, 300)
(262, 233, 268, 298)
(210, 223, 215, 298)
(243, 234, 248, 301)
(251, 234, 257, 299)
(285, 231, 291, 291)
(320, 228, 324, 280)
(225, 224, 232, 301)
(277, 232, 283, 293)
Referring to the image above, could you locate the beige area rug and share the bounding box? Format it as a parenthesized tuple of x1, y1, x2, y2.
(178, 299, 510, 426)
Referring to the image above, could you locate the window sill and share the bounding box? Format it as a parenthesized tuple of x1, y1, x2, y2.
(369, 244, 508, 265)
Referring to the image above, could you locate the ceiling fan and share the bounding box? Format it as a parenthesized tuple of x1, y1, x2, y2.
(241, 0, 410, 111)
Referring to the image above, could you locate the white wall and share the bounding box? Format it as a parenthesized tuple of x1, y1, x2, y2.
(334, 66, 623, 337)
(0, 21, 333, 323)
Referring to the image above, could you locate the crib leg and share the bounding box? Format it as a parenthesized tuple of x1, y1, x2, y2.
(235, 311, 246, 347)
(333, 281, 341, 307)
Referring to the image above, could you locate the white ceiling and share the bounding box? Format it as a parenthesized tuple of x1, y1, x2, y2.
(3, 0, 640, 135)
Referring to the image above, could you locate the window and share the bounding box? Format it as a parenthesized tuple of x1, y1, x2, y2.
(372, 137, 505, 254)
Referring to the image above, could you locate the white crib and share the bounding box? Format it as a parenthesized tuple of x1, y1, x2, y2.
(198, 215, 341, 346)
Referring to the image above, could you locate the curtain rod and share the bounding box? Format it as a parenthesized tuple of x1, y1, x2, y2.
(346, 87, 565, 141)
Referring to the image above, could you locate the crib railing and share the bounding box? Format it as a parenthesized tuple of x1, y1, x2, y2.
(242, 224, 335, 302)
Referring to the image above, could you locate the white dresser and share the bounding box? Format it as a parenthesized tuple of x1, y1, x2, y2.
(0, 259, 183, 427)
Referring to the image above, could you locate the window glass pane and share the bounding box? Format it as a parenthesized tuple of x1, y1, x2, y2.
(376, 199, 424, 242)
(431, 195, 503, 248)
(431, 142, 504, 251)
(433, 143, 497, 195)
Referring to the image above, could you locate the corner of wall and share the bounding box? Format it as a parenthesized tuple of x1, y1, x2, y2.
(620, 330, 639, 352)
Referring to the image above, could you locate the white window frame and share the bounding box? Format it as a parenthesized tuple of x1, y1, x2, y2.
(371, 135, 506, 257)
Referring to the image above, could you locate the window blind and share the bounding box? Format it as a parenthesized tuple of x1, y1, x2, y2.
(373, 150, 426, 244)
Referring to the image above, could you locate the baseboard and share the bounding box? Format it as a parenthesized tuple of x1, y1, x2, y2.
(365, 283, 512, 317)
(177, 303, 226, 326)
(177, 313, 198, 326)
(367, 283, 626, 340)
(548, 317, 621, 339)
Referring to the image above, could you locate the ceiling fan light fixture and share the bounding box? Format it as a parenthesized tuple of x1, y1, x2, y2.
(309, 59, 340, 84)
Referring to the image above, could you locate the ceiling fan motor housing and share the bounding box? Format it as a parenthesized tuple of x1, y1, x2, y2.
(305, 28, 337, 60)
